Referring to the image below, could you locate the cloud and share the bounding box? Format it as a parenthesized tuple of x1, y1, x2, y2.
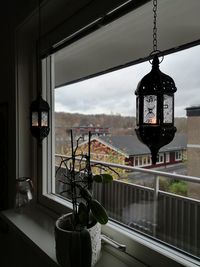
(55, 45, 200, 117)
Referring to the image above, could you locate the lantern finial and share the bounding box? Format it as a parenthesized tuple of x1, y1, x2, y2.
(152, 54, 159, 69)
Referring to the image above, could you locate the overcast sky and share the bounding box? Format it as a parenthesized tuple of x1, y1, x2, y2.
(55, 45, 200, 117)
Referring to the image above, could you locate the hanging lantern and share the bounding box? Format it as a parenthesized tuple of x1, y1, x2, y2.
(135, 0, 177, 164)
(30, 1, 50, 143)
(30, 95, 50, 143)
(135, 55, 176, 164)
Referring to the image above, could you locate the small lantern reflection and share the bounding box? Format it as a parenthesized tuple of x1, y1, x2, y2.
(32, 112, 39, 127)
(15, 177, 33, 210)
(30, 95, 50, 143)
(41, 111, 48, 127)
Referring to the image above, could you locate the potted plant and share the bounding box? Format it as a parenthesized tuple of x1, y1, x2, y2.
(55, 130, 117, 267)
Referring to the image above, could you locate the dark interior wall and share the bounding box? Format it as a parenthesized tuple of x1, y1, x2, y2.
(0, 1, 136, 266)
(9, 0, 146, 210)
(0, 0, 138, 210)
(0, 0, 44, 209)
(0, 1, 159, 267)
(0, 0, 149, 212)
(0, 2, 15, 209)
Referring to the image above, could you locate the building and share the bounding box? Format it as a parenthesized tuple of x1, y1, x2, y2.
(72, 125, 110, 141)
(186, 106, 200, 198)
(186, 106, 200, 176)
(78, 133, 187, 168)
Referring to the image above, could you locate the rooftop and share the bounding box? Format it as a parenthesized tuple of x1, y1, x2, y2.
(96, 133, 187, 156)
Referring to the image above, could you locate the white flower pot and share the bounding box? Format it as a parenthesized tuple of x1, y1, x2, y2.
(55, 213, 101, 267)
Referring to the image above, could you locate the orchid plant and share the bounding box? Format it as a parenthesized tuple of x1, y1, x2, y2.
(56, 130, 118, 230)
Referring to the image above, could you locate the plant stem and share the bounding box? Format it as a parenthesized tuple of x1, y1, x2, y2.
(70, 129, 78, 229)
(86, 131, 92, 226)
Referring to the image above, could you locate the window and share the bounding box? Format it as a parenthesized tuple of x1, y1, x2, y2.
(165, 152, 170, 163)
(42, 43, 200, 262)
(15, 0, 200, 265)
(44, 49, 200, 263)
(39, 8, 200, 263)
(175, 151, 182, 161)
(139, 157, 143, 166)
(134, 156, 139, 166)
(156, 153, 164, 164)
(147, 155, 151, 165)
(134, 156, 150, 167)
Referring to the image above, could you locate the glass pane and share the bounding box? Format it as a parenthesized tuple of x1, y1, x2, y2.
(163, 94, 173, 123)
(32, 112, 38, 126)
(143, 95, 157, 124)
(50, 44, 200, 259)
(41, 111, 48, 127)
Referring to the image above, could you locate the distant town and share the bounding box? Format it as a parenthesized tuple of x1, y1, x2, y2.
(55, 112, 187, 166)
(54, 112, 194, 197)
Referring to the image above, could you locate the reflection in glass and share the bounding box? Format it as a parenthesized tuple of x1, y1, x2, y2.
(32, 112, 39, 126)
(15, 177, 33, 210)
(163, 94, 173, 123)
(143, 95, 157, 124)
(41, 111, 48, 126)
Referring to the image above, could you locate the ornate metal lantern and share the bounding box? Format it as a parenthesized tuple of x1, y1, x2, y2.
(135, 55, 177, 164)
(135, 0, 177, 164)
(30, 95, 50, 143)
(30, 1, 50, 143)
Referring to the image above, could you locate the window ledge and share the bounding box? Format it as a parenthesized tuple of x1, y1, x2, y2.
(1, 205, 199, 267)
(103, 221, 200, 267)
(0, 205, 143, 267)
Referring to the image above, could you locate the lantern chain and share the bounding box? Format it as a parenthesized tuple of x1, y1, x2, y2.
(152, 0, 157, 52)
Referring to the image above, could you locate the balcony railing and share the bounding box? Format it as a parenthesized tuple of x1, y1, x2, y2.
(55, 154, 200, 259)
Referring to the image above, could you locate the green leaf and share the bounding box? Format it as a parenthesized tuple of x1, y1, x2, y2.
(93, 174, 113, 183)
(90, 199, 108, 225)
(93, 175, 103, 183)
(101, 174, 113, 183)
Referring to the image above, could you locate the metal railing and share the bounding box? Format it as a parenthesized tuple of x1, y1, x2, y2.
(55, 154, 200, 258)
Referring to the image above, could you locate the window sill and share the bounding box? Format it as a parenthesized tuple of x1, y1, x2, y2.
(102, 221, 200, 267)
(1, 205, 199, 267)
(0, 205, 143, 267)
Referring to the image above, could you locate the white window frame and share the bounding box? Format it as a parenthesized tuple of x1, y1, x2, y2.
(38, 55, 72, 215)
(134, 156, 139, 166)
(139, 156, 143, 166)
(165, 152, 170, 163)
(143, 156, 147, 166)
(156, 153, 164, 164)
(175, 150, 182, 161)
(16, 2, 200, 266)
(39, 48, 200, 267)
(147, 155, 151, 165)
(39, 56, 200, 267)
(143, 155, 152, 166)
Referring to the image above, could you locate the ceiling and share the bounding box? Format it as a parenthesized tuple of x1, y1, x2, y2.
(54, 0, 200, 88)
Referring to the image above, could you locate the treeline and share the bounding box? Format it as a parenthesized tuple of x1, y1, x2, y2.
(55, 112, 136, 136)
(55, 112, 187, 136)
